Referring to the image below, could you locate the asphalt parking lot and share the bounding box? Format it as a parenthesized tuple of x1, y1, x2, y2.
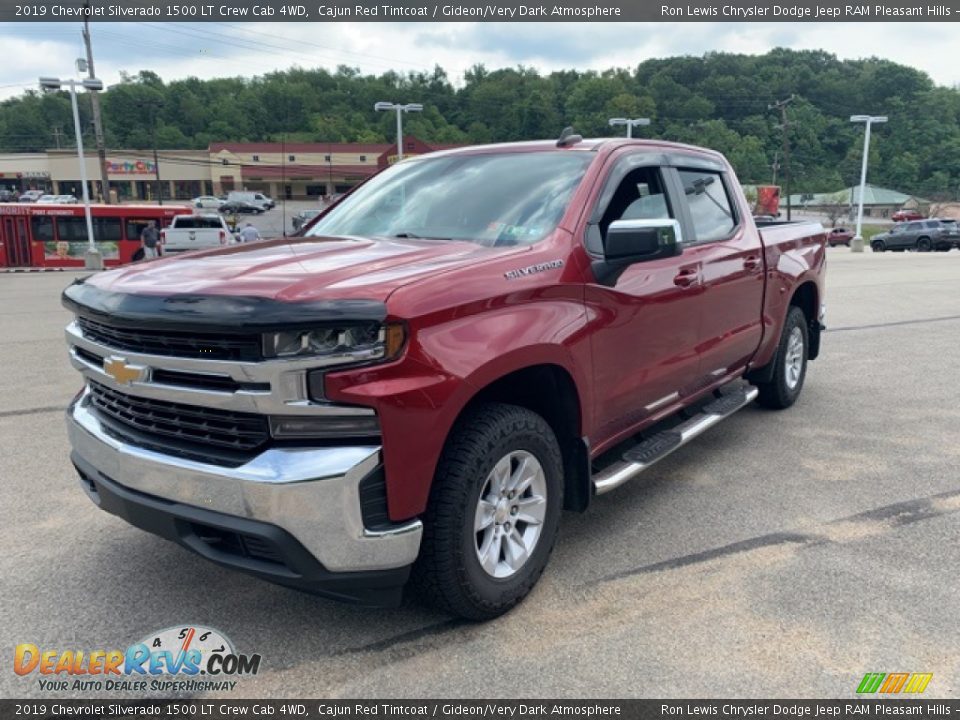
(223, 200, 327, 237)
(2, 249, 960, 699)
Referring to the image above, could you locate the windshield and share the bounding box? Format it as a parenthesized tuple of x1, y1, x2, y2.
(307, 151, 593, 246)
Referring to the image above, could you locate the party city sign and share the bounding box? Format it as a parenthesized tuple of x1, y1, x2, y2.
(106, 159, 157, 175)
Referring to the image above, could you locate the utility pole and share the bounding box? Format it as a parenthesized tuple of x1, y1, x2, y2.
(52, 126, 63, 149)
(770, 150, 780, 186)
(82, 3, 110, 203)
(769, 96, 794, 221)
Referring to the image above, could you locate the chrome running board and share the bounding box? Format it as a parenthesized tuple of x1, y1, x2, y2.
(593, 385, 759, 495)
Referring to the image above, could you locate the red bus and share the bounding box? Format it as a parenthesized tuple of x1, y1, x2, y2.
(0, 203, 192, 269)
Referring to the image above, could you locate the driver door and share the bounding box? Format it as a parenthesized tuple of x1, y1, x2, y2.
(584, 158, 706, 444)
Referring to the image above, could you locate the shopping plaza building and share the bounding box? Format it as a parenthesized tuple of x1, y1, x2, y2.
(0, 137, 449, 202)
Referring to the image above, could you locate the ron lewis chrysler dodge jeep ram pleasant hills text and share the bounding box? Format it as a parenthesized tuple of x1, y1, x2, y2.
(63, 135, 826, 620)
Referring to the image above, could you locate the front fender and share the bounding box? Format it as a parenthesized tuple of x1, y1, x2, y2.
(324, 297, 590, 521)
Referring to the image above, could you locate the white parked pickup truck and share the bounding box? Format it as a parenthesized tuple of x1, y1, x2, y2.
(161, 214, 234, 254)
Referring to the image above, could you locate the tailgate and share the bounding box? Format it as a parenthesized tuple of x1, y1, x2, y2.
(163, 229, 221, 251)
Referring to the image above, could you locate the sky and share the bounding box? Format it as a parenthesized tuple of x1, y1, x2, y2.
(0, 21, 957, 101)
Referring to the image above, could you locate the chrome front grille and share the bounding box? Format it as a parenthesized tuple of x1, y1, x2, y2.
(87, 380, 270, 465)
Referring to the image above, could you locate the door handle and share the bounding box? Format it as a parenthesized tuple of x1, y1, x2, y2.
(673, 268, 699, 287)
(743, 256, 762, 271)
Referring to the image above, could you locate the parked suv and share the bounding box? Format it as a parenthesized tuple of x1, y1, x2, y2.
(871, 219, 959, 252)
(227, 191, 274, 210)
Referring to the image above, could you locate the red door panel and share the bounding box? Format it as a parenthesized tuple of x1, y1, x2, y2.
(585, 255, 703, 447)
(695, 232, 765, 379)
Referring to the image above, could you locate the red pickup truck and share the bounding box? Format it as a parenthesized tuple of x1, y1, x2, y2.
(63, 136, 826, 619)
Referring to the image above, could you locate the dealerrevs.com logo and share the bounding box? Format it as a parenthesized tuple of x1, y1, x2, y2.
(14, 625, 261, 693)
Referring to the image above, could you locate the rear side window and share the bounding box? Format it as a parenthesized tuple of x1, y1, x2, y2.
(174, 217, 222, 229)
(678, 169, 737, 243)
(905, 222, 922, 231)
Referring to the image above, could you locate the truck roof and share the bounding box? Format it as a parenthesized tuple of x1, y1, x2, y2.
(418, 137, 727, 162)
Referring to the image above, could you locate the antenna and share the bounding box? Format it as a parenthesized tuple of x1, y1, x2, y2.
(556, 127, 582, 148)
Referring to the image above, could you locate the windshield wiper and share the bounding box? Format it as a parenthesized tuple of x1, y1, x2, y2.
(392, 232, 453, 241)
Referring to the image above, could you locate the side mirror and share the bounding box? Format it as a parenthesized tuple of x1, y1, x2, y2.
(592, 219, 683, 286)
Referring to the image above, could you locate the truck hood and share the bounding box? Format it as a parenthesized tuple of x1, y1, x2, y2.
(87, 235, 527, 304)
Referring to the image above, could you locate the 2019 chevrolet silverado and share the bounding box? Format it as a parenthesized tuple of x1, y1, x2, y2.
(63, 136, 827, 620)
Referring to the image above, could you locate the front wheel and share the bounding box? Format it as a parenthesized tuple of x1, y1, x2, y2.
(917, 237, 932, 252)
(412, 403, 563, 620)
(871, 240, 886, 252)
(755, 306, 809, 410)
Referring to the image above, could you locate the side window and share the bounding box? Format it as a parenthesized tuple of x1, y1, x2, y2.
(31, 216, 54, 242)
(92, 217, 121, 242)
(677, 169, 737, 243)
(924, 221, 939, 229)
(54, 217, 88, 242)
(599, 167, 673, 238)
(905, 222, 922, 232)
(126, 219, 152, 242)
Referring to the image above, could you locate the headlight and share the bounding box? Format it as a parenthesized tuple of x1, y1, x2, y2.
(262, 322, 406, 362)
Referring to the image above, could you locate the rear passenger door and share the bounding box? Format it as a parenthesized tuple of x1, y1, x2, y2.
(673, 168, 765, 382)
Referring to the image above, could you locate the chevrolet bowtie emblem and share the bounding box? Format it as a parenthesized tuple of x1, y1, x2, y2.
(103, 356, 147, 385)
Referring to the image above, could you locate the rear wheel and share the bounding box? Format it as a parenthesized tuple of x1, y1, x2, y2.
(871, 240, 886, 252)
(917, 237, 932, 252)
(755, 306, 808, 410)
(412, 403, 563, 620)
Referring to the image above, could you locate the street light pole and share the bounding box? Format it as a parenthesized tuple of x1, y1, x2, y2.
(608, 117, 651, 138)
(41, 74, 103, 270)
(375, 102, 423, 162)
(850, 114, 888, 253)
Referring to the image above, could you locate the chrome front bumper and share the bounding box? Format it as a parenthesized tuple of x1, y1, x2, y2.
(66, 389, 422, 574)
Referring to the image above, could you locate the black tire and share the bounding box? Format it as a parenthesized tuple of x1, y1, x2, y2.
(871, 240, 885, 252)
(412, 402, 563, 620)
(755, 305, 809, 410)
(917, 236, 932, 252)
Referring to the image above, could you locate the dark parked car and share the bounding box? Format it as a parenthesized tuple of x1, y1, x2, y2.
(827, 227, 854, 247)
(871, 219, 959, 252)
(219, 200, 264, 215)
(292, 209, 321, 232)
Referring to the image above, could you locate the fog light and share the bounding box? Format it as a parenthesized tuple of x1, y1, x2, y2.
(269, 414, 381, 439)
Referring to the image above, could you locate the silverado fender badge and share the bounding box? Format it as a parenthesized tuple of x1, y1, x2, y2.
(504, 259, 564, 280)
